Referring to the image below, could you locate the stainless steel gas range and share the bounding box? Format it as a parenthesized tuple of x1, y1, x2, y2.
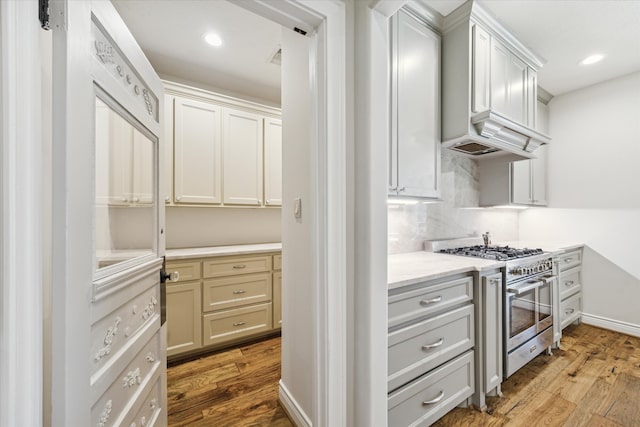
(433, 239, 556, 378)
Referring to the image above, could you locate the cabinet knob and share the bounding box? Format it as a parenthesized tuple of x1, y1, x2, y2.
(165, 196, 170, 202)
(398, 187, 406, 192)
(176, 196, 182, 201)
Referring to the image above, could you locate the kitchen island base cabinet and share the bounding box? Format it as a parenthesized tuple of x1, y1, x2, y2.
(388, 351, 474, 427)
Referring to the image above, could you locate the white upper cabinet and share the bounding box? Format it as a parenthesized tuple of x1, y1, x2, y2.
(390, 9, 441, 199)
(164, 94, 174, 204)
(264, 118, 282, 206)
(472, 25, 491, 113)
(223, 109, 264, 206)
(174, 97, 223, 204)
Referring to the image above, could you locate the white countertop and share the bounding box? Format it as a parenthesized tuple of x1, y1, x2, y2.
(388, 251, 503, 290)
(166, 242, 282, 260)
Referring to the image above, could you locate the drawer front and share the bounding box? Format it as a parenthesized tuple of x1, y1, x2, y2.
(561, 292, 582, 329)
(557, 249, 582, 271)
(273, 254, 282, 271)
(91, 284, 160, 376)
(559, 267, 582, 300)
(388, 351, 474, 427)
(121, 374, 163, 427)
(203, 303, 273, 346)
(202, 273, 272, 313)
(91, 331, 162, 426)
(389, 276, 473, 329)
(165, 260, 201, 283)
(203, 255, 271, 278)
(388, 304, 474, 392)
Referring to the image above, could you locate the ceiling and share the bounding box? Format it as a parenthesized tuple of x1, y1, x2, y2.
(113, 0, 640, 102)
(112, 0, 283, 105)
(427, 0, 640, 96)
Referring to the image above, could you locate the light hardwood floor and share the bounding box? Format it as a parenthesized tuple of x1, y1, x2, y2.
(167, 324, 640, 427)
(167, 335, 293, 427)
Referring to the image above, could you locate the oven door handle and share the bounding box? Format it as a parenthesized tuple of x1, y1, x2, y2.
(507, 279, 545, 295)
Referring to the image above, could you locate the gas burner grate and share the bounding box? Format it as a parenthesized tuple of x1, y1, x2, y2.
(439, 245, 544, 261)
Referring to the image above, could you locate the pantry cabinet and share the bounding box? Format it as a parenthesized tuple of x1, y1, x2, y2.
(389, 9, 441, 200)
(173, 96, 223, 204)
(164, 81, 281, 208)
(222, 109, 263, 205)
(264, 118, 283, 206)
(165, 249, 281, 359)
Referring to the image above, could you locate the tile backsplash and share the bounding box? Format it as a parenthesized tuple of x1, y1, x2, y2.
(388, 150, 519, 254)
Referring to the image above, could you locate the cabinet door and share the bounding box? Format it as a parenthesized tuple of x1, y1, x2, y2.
(482, 273, 503, 394)
(223, 109, 264, 205)
(507, 55, 527, 124)
(273, 271, 282, 328)
(511, 159, 531, 204)
(527, 68, 537, 129)
(264, 118, 282, 206)
(166, 281, 202, 357)
(393, 10, 441, 198)
(107, 107, 134, 205)
(490, 39, 527, 124)
(174, 97, 222, 204)
(472, 25, 491, 113)
(531, 145, 547, 205)
(163, 94, 174, 204)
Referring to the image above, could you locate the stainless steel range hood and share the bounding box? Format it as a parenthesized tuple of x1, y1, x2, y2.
(443, 110, 551, 161)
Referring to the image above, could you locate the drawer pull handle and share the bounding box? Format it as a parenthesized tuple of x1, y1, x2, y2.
(565, 308, 575, 314)
(420, 296, 442, 305)
(564, 258, 573, 263)
(565, 280, 574, 286)
(233, 264, 247, 269)
(233, 321, 246, 327)
(422, 338, 444, 350)
(233, 290, 247, 294)
(422, 391, 445, 405)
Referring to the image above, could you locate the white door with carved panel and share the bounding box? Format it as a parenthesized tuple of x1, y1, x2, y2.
(50, 1, 167, 426)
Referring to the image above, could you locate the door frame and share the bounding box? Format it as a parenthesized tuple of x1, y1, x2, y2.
(0, 1, 45, 425)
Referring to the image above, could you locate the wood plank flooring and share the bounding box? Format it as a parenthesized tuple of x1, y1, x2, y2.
(167, 323, 639, 427)
(436, 323, 640, 427)
(167, 336, 293, 427)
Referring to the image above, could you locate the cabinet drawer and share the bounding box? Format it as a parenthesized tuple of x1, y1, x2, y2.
(203, 255, 271, 278)
(202, 273, 272, 313)
(91, 331, 162, 425)
(389, 276, 473, 329)
(203, 303, 273, 346)
(561, 292, 582, 329)
(559, 267, 581, 300)
(165, 260, 201, 283)
(121, 374, 163, 427)
(557, 249, 582, 271)
(273, 254, 282, 271)
(388, 304, 474, 392)
(388, 350, 474, 427)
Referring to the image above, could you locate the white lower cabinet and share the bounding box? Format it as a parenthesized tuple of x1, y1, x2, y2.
(553, 247, 584, 346)
(388, 273, 475, 425)
(166, 250, 281, 359)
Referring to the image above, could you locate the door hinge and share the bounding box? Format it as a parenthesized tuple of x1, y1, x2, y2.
(39, 0, 50, 30)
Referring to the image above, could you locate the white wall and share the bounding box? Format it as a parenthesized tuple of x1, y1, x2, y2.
(280, 26, 314, 422)
(519, 72, 640, 332)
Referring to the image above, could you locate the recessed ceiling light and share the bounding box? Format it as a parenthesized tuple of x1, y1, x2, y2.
(580, 54, 605, 66)
(204, 33, 223, 47)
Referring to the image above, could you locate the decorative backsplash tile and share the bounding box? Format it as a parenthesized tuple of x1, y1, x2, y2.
(388, 151, 519, 254)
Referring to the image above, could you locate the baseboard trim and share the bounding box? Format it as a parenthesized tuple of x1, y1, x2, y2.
(581, 313, 640, 338)
(279, 380, 312, 427)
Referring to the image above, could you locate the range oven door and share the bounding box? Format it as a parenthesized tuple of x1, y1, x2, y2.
(505, 275, 555, 352)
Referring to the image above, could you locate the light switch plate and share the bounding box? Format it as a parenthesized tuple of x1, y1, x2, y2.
(294, 198, 302, 219)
